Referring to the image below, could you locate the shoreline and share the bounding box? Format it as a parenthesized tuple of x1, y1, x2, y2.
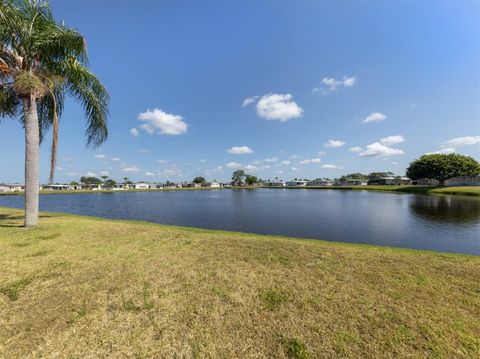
(0, 185, 479, 197)
(0, 205, 477, 256)
(1, 207, 479, 357)
(261, 185, 480, 197)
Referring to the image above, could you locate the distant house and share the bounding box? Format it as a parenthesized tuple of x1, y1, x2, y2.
(308, 179, 333, 186)
(112, 184, 126, 190)
(336, 178, 368, 186)
(445, 176, 480, 186)
(0, 183, 24, 192)
(149, 183, 164, 189)
(133, 183, 150, 189)
(286, 180, 308, 187)
(84, 184, 103, 190)
(205, 181, 221, 188)
(43, 184, 71, 190)
(182, 182, 201, 188)
(264, 180, 286, 187)
(367, 176, 410, 185)
(410, 178, 440, 186)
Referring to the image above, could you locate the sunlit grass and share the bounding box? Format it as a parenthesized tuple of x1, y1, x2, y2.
(1, 207, 479, 358)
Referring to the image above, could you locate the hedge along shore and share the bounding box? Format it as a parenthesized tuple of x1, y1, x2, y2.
(0, 207, 479, 358)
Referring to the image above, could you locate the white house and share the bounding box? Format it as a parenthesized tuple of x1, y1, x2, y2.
(307, 179, 333, 186)
(336, 178, 368, 186)
(133, 183, 150, 189)
(0, 183, 24, 192)
(43, 184, 71, 190)
(206, 181, 221, 188)
(286, 180, 308, 187)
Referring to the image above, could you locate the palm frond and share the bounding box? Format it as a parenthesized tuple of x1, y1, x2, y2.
(53, 59, 109, 147)
(0, 84, 20, 116)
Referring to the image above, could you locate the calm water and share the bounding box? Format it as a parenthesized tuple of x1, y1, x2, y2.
(1, 189, 479, 255)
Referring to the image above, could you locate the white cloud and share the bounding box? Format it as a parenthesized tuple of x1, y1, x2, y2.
(264, 157, 278, 163)
(145, 172, 155, 176)
(67, 172, 80, 177)
(139, 123, 155, 134)
(111, 157, 121, 162)
(244, 164, 257, 171)
(362, 112, 387, 124)
(227, 146, 253, 155)
(291, 167, 299, 171)
(317, 151, 327, 157)
(322, 164, 337, 169)
(256, 93, 303, 122)
(137, 108, 188, 135)
(62, 156, 73, 162)
(156, 160, 168, 164)
(55, 166, 63, 171)
(324, 139, 345, 148)
(204, 166, 223, 176)
(94, 154, 107, 159)
(289, 154, 301, 159)
(226, 162, 242, 169)
(121, 165, 140, 173)
(129, 128, 139, 137)
(100, 171, 109, 176)
(349, 146, 363, 152)
(161, 167, 183, 178)
(441, 136, 480, 148)
(312, 75, 357, 95)
(425, 148, 456, 155)
(85, 171, 97, 177)
(359, 142, 404, 158)
(281, 160, 291, 165)
(199, 159, 207, 163)
(343, 76, 357, 87)
(299, 158, 322, 164)
(380, 135, 405, 146)
(242, 96, 259, 107)
(137, 149, 150, 154)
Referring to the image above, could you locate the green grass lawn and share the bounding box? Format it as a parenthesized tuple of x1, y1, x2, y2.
(0, 207, 479, 358)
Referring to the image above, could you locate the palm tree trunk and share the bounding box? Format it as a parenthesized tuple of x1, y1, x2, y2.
(24, 95, 39, 227)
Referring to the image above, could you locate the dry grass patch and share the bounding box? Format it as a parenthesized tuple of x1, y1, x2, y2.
(0, 207, 479, 358)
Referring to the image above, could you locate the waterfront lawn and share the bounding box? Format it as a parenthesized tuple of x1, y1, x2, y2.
(0, 207, 479, 358)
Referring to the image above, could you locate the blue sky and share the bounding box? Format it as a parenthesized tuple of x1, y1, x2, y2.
(1, 0, 479, 183)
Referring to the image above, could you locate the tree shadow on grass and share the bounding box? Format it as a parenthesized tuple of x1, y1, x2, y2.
(0, 213, 55, 228)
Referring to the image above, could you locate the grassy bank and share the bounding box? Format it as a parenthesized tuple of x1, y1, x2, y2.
(268, 185, 480, 197)
(0, 208, 479, 358)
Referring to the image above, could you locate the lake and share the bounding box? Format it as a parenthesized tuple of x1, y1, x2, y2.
(1, 188, 479, 255)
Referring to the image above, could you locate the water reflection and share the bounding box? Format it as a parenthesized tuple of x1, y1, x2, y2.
(410, 195, 480, 224)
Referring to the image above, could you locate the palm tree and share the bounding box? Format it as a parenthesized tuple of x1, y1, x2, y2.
(0, 0, 109, 226)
